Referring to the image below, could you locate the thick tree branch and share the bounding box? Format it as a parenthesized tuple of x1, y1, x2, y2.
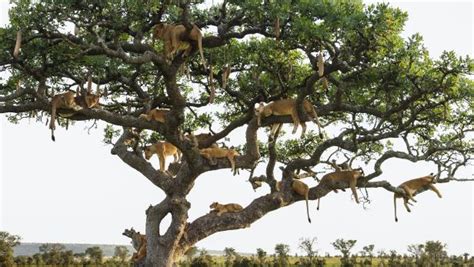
(0, 101, 46, 113)
(111, 130, 173, 192)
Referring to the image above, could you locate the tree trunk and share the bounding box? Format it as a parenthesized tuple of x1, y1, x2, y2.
(146, 249, 176, 267)
(145, 240, 185, 267)
(144, 197, 189, 267)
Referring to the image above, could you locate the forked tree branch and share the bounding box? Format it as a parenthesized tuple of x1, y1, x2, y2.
(111, 130, 174, 192)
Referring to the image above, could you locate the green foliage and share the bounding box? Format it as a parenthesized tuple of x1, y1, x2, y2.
(191, 248, 215, 267)
(38, 243, 66, 265)
(184, 112, 215, 132)
(256, 248, 267, 264)
(1, 0, 472, 167)
(7, 239, 473, 267)
(298, 237, 318, 260)
(224, 247, 238, 264)
(407, 240, 449, 265)
(274, 243, 290, 266)
(85, 246, 104, 264)
(103, 124, 121, 144)
(361, 244, 375, 258)
(0, 231, 21, 266)
(331, 238, 357, 264)
(276, 133, 322, 163)
(113, 245, 129, 263)
(59, 250, 75, 265)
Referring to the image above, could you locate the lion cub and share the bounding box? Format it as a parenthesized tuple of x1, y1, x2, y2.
(144, 141, 181, 172)
(139, 109, 169, 123)
(199, 147, 240, 175)
(317, 168, 365, 210)
(209, 202, 243, 216)
(255, 99, 323, 138)
(394, 173, 442, 222)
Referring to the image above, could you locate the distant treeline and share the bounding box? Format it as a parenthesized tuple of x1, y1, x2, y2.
(2, 231, 473, 266)
(13, 243, 134, 257)
(180, 240, 473, 267)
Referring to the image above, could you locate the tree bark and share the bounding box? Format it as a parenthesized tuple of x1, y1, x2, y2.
(145, 197, 189, 267)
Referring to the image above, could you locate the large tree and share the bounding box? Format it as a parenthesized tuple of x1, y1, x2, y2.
(1, 0, 473, 266)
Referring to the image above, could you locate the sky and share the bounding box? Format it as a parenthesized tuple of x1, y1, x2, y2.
(1, 0, 473, 257)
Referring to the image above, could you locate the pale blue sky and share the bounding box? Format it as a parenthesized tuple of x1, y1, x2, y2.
(1, 0, 473, 256)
